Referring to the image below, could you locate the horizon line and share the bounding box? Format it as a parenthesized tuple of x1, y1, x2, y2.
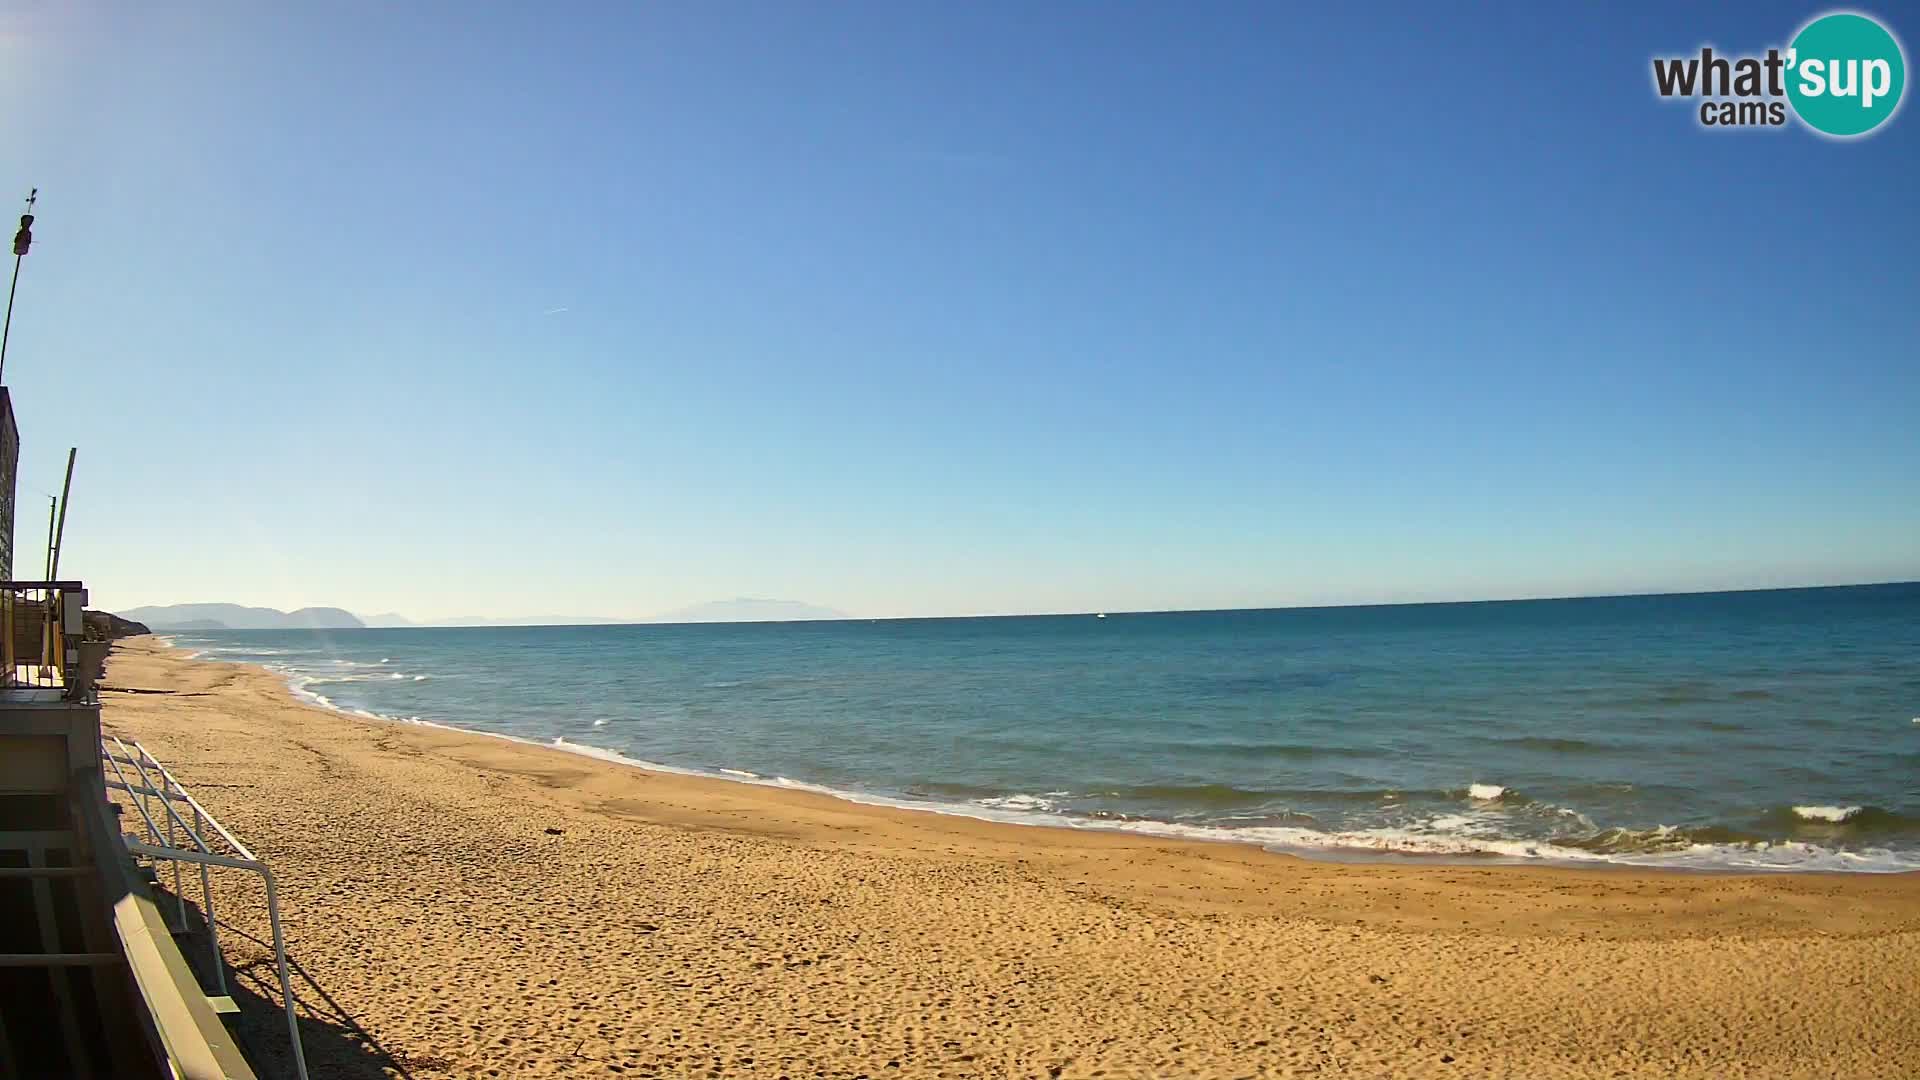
(127, 578, 1919, 629)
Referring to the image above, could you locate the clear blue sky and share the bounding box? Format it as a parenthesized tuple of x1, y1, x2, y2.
(3, 2, 1915, 619)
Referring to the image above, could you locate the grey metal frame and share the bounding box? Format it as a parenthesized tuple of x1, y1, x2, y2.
(101, 736, 310, 1080)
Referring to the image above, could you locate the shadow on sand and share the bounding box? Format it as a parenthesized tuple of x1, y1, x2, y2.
(156, 889, 443, 1079)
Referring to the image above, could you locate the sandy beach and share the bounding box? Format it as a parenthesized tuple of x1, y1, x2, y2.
(97, 638, 1920, 1079)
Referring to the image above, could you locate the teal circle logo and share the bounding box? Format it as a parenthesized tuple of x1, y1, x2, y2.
(1787, 12, 1906, 137)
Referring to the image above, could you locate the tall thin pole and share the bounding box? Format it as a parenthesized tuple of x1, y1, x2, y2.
(40, 496, 55, 670)
(49, 448, 74, 581)
(0, 254, 22, 382)
(0, 189, 38, 386)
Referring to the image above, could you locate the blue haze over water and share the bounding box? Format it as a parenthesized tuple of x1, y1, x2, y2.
(161, 584, 1920, 872)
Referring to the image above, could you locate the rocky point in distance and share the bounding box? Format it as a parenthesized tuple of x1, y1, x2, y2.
(117, 598, 848, 630)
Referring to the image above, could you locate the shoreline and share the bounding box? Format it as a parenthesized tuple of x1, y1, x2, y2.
(159, 635, 1920, 876)
(99, 637, 1920, 1078)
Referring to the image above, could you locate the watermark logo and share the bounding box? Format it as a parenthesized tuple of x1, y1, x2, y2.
(1788, 12, 1906, 135)
(1652, 10, 1906, 138)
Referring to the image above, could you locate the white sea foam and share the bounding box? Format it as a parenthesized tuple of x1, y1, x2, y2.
(770, 775, 844, 796)
(387, 720, 1920, 872)
(300, 672, 404, 686)
(1554, 805, 1596, 827)
(1792, 805, 1862, 823)
(291, 683, 336, 711)
(223, 658, 1920, 875)
(974, 793, 1060, 812)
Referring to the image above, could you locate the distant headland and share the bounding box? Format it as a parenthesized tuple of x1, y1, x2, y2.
(119, 598, 849, 630)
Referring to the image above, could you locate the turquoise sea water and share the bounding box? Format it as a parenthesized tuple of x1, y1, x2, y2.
(159, 584, 1920, 872)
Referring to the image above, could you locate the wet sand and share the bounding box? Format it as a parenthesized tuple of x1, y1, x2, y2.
(99, 638, 1920, 1078)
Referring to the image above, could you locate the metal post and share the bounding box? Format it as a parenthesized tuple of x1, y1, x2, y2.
(258, 868, 308, 1080)
(50, 448, 75, 579)
(101, 748, 164, 845)
(129, 743, 259, 857)
(111, 742, 204, 852)
(109, 738, 191, 928)
(191, 799, 225, 995)
(0, 249, 19, 380)
(108, 742, 309, 1076)
(142, 737, 228, 991)
(123, 843, 309, 1080)
(1, 188, 36, 384)
(41, 513, 55, 674)
(165, 785, 185, 929)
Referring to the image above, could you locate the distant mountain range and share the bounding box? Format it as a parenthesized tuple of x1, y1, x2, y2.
(359, 613, 636, 628)
(119, 604, 367, 630)
(650, 598, 847, 623)
(121, 598, 847, 630)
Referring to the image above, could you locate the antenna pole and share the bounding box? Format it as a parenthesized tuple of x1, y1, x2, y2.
(0, 189, 38, 386)
(40, 495, 54, 669)
(49, 448, 74, 580)
(0, 254, 21, 384)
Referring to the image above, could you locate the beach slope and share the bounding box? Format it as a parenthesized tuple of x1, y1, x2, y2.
(100, 640, 1919, 1078)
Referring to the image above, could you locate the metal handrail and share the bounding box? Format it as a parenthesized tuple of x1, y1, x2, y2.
(104, 745, 216, 971)
(108, 739, 200, 938)
(102, 738, 310, 1080)
(121, 743, 261, 861)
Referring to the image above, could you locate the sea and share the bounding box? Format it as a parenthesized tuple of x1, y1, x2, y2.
(156, 583, 1920, 872)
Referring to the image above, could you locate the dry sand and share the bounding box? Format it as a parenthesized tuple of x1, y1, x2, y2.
(98, 638, 1920, 1079)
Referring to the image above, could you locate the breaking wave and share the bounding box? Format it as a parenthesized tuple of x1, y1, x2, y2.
(306, 689, 1920, 873)
(164, 623, 1920, 876)
(220, 658, 1920, 873)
